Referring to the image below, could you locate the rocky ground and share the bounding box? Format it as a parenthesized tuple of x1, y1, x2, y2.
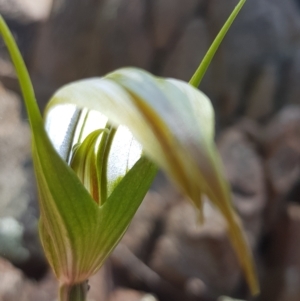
(0, 0, 300, 300)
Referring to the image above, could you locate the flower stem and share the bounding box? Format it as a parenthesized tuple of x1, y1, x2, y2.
(59, 282, 89, 301)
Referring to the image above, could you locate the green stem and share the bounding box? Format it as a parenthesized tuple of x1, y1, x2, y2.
(189, 0, 246, 88)
(59, 282, 89, 301)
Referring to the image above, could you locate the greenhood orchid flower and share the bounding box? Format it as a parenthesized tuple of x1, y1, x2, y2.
(0, 0, 259, 299)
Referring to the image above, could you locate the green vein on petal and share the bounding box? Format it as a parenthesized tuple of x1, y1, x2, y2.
(70, 129, 104, 205)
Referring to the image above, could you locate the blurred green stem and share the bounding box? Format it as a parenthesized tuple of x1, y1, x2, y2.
(189, 0, 246, 87)
(59, 282, 89, 301)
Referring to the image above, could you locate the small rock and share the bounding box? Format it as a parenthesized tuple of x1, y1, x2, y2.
(110, 288, 158, 301)
(111, 243, 188, 301)
(262, 105, 300, 227)
(121, 191, 169, 260)
(0, 258, 54, 301)
(285, 49, 300, 105)
(0, 0, 52, 23)
(218, 297, 246, 301)
(260, 204, 300, 301)
(184, 277, 208, 298)
(97, 0, 152, 71)
(245, 62, 278, 120)
(0, 217, 29, 263)
(149, 200, 242, 298)
(0, 84, 45, 272)
(0, 85, 30, 222)
(162, 18, 210, 83)
(217, 126, 266, 247)
(152, 0, 201, 49)
(263, 105, 300, 155)
(0, 257, 28, 301)
(25, 271, 57, 301)
(0, 84, 31, 216)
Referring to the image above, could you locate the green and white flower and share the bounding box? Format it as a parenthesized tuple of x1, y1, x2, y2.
(0, 0, 259, 299)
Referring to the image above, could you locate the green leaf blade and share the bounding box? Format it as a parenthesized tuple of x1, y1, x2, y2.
(189, 0, 246, 87)
(33, 134, 100, 283)
(0, 15, 42, 127)
(89, 156, 157, 273)
(0, 15, 102, 284)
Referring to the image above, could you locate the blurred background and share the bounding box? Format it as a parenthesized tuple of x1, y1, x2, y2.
(0, 0, 300, 300)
